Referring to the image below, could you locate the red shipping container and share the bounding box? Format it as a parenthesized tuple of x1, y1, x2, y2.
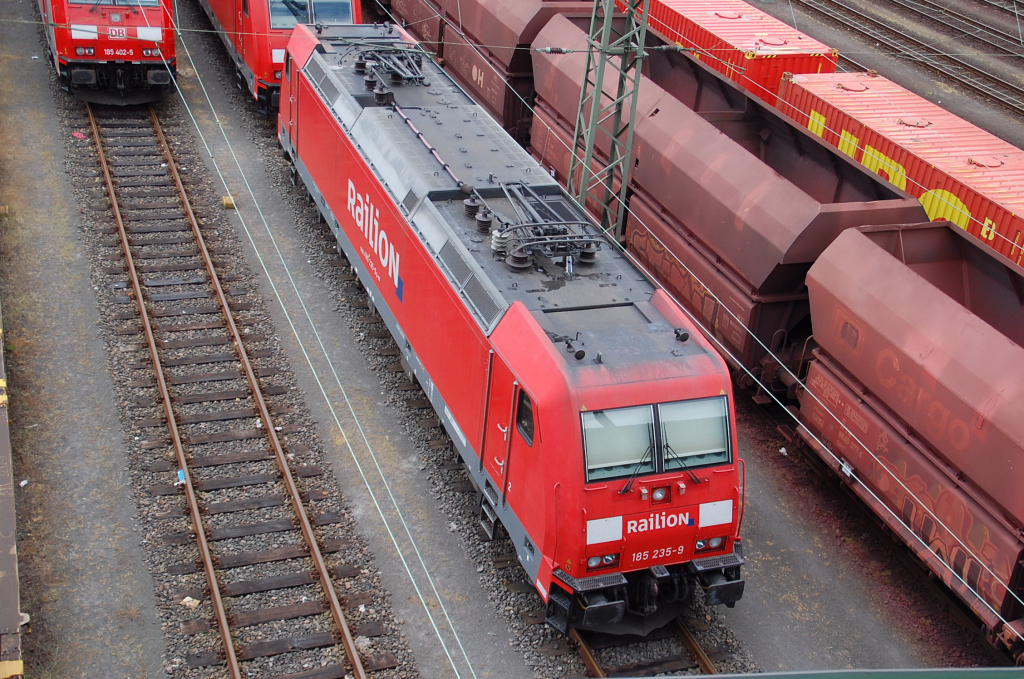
(625, 0, 837, 105)
(778, 71, 1024, 265)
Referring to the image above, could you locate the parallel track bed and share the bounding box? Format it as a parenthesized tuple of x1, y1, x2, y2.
(570, 619, 719, 677)
(83, 102, 402, 679)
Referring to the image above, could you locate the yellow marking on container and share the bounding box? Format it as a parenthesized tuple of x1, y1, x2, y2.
(980, 218, 998, 241)
(861, 145, 908, 190)
(837, 130, 860, 159)
(919, 189, 971, 231)
(807, 110, 826, 137)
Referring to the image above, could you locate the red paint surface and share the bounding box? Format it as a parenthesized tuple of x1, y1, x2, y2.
(42, 0, 176, 68)
(282, 29, 744, 590)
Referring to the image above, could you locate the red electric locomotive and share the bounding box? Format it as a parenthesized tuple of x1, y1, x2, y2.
(195, 0, 361, 113)
(38, 0, 176, 103)
(280, 23, 745, 635)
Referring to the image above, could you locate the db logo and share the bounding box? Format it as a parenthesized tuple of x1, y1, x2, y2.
(108, 26, 127, 39)
(470, 64, 485, 88)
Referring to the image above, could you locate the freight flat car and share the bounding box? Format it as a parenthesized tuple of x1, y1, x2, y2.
(530, 15, 925, 397)
(37, 0, 176, 103)
(279, 22, 747, 635)
(195, 0, 360, 112)
(621, 0, 837, 105)
(795, 221, 1024, 662)
(777, 71, 1024, 265)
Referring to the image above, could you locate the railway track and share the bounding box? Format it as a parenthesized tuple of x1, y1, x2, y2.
(568, 618, 719, 677)
(881, 0, 1024, 59)
(84, 102, 398, 678)
(976, 0, 1024, 22)
(792, 0, 1024, 117)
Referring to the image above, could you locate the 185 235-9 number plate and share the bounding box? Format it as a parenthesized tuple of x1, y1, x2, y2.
(631, 546, 684, 563)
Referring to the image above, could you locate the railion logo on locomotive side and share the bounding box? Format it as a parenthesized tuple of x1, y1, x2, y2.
(347, 179, 403, 302)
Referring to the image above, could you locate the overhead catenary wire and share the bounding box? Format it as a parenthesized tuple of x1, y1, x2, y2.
(372, 0, 1024, 633)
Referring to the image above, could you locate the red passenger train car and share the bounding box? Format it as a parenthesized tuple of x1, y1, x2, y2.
(38, 0, 176, 103)
(280, 22, 746, 635)
(196, 0, 361, 112)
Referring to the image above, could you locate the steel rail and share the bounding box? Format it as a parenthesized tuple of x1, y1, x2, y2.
(570, 628, 606, 678)
(146, 108, 368, 679)
(675, 618, 718, 674)
(975, 0, 1024, 20)
(570, 620, 719, 675)
(882, 0, 1024, 58)
(792, 0, 1024, 116)
(85, 103, 242, 679)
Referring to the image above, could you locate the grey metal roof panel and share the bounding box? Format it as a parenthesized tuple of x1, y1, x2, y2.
(300, 24, 715, 368)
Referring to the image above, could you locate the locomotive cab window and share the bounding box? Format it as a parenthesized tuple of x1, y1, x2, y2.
(661, 396, 730, 470)
(311, 0, 353, 23)
(516, 389, 534, 446)
(268, 0, 306, 28)
(583, 406, 655, 481)
(582, 397, 731, 483)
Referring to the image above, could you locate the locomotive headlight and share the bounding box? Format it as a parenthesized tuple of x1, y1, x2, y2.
(708, 536, 724, 549)
(76, 47, 85, 56)
(652, 486, 669, 502)
(274, 70, 282, 79)
(86, 47, 94, 55)
(152, 48, 160, 57)
(695, 539, 707, 550)
(586, 554, 620, 570)
(143, 49, 151, 56)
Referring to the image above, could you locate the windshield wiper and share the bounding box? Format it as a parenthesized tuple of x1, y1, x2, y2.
(664, 443, 701, 485)
(618, 443, 654, 495)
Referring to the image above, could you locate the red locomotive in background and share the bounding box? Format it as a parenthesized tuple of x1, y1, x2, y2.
(38, 0, 176, 103)
(195, 0, 361, 112)
(279, 22, 746, 634)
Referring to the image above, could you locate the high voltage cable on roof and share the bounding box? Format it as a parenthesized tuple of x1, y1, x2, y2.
(372, 0, 1024, 636)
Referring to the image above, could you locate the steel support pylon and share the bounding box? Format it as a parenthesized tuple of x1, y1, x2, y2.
(569, 0, 651, 241)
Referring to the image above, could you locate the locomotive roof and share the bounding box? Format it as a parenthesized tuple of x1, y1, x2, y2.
(301, 24, 716, 371)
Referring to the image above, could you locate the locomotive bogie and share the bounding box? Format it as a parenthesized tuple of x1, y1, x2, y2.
(280, 22, 745, 635)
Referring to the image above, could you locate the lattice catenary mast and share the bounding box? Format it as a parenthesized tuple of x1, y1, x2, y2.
(568, 0, 652, 240)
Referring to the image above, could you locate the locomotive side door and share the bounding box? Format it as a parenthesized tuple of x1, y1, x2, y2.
(481, 358, 516, 494)
(234, 0, 247, 60)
